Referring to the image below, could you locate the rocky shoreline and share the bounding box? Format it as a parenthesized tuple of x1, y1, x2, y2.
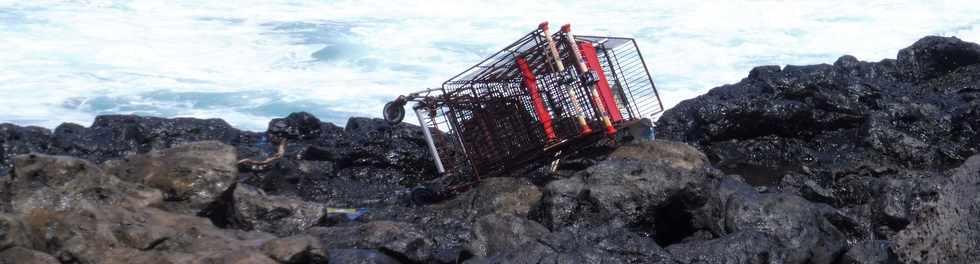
(1, 36, 979, 263)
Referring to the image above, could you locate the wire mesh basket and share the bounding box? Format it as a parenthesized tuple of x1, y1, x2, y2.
(384, 22, 663, 197)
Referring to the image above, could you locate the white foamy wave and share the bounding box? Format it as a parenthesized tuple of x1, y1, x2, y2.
(1, 0, 978, 130)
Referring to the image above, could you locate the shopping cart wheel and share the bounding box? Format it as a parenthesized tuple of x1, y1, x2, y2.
(383, 100, 405, 124)
(411, 186, 440, 205)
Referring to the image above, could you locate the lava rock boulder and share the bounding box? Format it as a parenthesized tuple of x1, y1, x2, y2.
(103, 141, 238, 214)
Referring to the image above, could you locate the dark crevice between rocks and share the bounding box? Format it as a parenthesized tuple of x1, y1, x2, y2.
(435, 248, 474, 264)
(654, 197, 698, 247)
(267, 243, 330, 264)
(142, 237, 170, 251)
(824, 212, 871, 242)
(1, 171, 11, 213)
(198, 182, 253, 230)
(718, 163, 794, 187)
(880, 214, 911, 233)
(632, 195, 699, 247)
(377, 247, 422, 264)
(259, 207, 293, 222)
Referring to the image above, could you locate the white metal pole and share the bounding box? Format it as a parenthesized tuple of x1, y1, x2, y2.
(415, 107, 446, 174)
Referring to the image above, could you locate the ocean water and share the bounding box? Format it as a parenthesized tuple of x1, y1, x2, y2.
(1, 0, 978, 131)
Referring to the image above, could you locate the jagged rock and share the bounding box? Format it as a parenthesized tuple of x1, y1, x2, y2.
(268, 112, 323, 140)
(655, 36, 980, 254)
(278, 117, 434, 205)
(873, 179, 915, 231)
(214, 251, 279, 264)
(544, 225, 674, 263)
(897, 36, 980, 81)
(801, 179, 835, 204)
(606, 140, 709, 170)
(19, 207, 132, 262)
(467, 214, 550, 257)
(260, 234, 328, 263)
(18, 205, 276, 264)
(345, 117, 421, 144)
(327, 249, 401, 264)
(500, 141, 714, 263)
(469, 225, 674, 264)
(839, 240, 899, 264)
(201, 183, 327, 237)
(686, 172, 855, 264)
(0, 124, 52, 177)
(0, 247, 59, 264)
(239, 157, 336, 199)
(352, 176, 547, 261)
(658, 36, 980, 178)
(688, 177, 756, 237)
(667, 231, 783, 264)
(307, 221, 436, 263)
(0, 214, 30, 251)
(1, 115, 249, 181)
(892, 154, 980, 263)
(2, 114, 453, 262)
(2, 113, 437, 211)
(5, 154, 162, 214)
(438, 177, 542, 218)
(103, 141, 237, 213)
(471, 178, 542, 217)
(51, 115, 242, 163)
(341, 117, 432, 174)
(722, 191, 847, 263)
(533, 140, 713, 240)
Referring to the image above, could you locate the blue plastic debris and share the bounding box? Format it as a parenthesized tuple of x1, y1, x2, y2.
(325, 208, 369, 220)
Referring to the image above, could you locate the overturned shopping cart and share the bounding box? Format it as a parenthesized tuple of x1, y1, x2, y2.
(384, 22, 664, 202)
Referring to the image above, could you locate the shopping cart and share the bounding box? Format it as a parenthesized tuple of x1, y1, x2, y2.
(383, 22, 664, 203)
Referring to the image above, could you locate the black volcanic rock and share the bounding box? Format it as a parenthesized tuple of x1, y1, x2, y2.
(656, 36, 980, 200)
(897, 36, 980, 81)
(268, 112, 323, 140)
(667, 231, 783, 264)
(532, 141, 713, 238)
(839, 240, 898, 264)
(54, 115, 243, 161)
(657, 36, 980, 264)
(307, 221, 437, 263)
(466, 213, 550, 258)
(719, 191, 846, 263)
(658, 36, 980, 175)
(0, 124, 52, 177)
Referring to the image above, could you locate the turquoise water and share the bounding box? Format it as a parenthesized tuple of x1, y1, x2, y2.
(0, 0, 978, 131)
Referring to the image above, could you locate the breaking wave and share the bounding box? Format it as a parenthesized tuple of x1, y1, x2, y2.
(0, 0, 978, 130)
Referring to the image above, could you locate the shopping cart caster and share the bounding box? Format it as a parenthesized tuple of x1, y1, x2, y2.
(383, 97, 407, 125)
(411, 186, 443, 205)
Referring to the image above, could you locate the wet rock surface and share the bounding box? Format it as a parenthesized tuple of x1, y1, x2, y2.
(1, 36, 978, 263)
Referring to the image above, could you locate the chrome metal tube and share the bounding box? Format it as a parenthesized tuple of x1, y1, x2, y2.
(415, 107, 446, 174)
